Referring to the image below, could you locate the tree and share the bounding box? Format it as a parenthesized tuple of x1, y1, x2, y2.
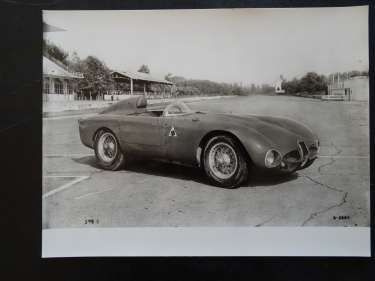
(163, 73, 174, 97)
(250, 83, 256, 94)
(164, 73, 173, 82)
(78, 56, 115, 93)
(167, 76, 247, 96)
(138, 64, 150, 74)
(300, 72, 320, 94)
(43, 38, 69, 63)
(65, 51, 85, 92)
(67, 50, 83, 70)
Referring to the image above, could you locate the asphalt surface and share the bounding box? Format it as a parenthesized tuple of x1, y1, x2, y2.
(43, 95, 370, 228)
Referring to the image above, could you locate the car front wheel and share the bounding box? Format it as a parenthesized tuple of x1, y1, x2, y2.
(203, 135, 249, 188)
(94, 129, 125, 170)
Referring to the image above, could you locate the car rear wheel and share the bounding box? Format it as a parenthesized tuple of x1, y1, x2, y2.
(94, 129, 125, 170)
(203, 135, 248, 188)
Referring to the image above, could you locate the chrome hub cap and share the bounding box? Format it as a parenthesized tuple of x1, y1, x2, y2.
(208, 142, 238, 179)
(98, 133, 117, 162)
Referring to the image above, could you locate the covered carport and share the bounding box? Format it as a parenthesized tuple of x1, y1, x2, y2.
(111, 70, 174, 96)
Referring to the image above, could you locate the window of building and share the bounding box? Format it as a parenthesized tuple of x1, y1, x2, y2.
(67, 80, 74, 95)
(43, 77, 50, 94)
(54, 79, 63, 94)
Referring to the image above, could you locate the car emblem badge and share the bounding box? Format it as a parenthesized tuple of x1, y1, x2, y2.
(169, 127, 177, 137)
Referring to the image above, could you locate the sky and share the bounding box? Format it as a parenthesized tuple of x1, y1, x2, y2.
(43, 7, 369, 87)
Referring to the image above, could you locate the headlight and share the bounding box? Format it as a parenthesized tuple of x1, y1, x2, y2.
(265, 151, 274, 165)
(265, 149, 282, 168)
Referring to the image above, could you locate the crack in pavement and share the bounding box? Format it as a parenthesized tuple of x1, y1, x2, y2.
(319, 139, 342, 156)
(318, 157, 335, 174)
(300, 175, 348, 226)
(289, 138, 358, 226)
(317, 139, 343, 174)
(301, 175, 344, 193)
(301, 192, 348, 226)
(255, 216, 276, 227)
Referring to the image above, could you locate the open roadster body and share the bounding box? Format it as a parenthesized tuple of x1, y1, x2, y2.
(78, 96, 319, 188)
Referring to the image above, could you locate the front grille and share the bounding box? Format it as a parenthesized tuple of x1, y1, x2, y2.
(280, 140, 318, 173)
(309, 146, 318, 159)
(299, 140, 318, 160)
(286, 162, 299, 173)
(281, 150, 301, 173)
(298, 141, 309, 156)
(305, 140, 315, 146)
(283, 150, 301, 163)
(305, 140, 318, 159)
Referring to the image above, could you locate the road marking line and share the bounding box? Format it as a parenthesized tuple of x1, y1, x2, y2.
(319, 156, 369, 159)
(73, 187, 116, 200)
(43, 176, 89, 199)
(43, 154, 95, 157)
(44, 175, 89, 178)
(43, 113, 98, 120)
(45, 130, 79, 136)
(136, 179, 148, 183)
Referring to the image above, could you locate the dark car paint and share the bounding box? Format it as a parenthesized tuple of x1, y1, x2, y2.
(78, 96, 318, 170)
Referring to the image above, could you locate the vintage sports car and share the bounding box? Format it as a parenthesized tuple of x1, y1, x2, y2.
(78, 96, 319, 188)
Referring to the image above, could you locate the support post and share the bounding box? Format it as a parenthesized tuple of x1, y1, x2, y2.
(131, 78, 133, 95)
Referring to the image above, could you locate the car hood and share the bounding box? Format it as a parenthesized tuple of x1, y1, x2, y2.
(239, 113, 315, 140)
(195, 112, 317, 150)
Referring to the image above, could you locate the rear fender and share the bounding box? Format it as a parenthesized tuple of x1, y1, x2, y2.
(79, 115, 121, 149)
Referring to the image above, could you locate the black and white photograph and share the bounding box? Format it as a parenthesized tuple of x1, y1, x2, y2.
(42, 7, 370, 257)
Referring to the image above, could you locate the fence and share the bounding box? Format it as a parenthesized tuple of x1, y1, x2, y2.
(330, 82, 344, 89)
(44, 89, 227, 102)
(102, 91, 215, 101)
(43, 52, 83, 78)
(43, 94, 74, 101)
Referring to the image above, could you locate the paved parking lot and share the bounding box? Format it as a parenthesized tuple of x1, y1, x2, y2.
(43, 95, 370, 228)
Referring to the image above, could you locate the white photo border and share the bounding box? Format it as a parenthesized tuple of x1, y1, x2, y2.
(42, 227, 370, 257)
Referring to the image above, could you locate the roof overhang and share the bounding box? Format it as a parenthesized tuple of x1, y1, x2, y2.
(43, 22, 66, 32)
(111, 71, 174, 85)
(43, 74, 76, 80)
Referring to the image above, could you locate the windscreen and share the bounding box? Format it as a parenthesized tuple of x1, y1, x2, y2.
(163, 101, 192, 117)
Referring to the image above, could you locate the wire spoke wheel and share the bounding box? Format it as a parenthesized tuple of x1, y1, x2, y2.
(203, 135, 249, 188)
(94, 130, 127, 171)
(208, 142, 238, 179)
(97, 132, 118, 162)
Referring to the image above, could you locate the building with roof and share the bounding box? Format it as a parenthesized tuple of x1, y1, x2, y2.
(110, 70, 174, 98)
(325, 75, 369, 101)
(43, 22, 83, 101)
(43, 53, 83, 101)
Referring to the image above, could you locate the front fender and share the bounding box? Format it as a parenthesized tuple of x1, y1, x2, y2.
(196, 121, 278, 168)
(226, 125, 279, 168)
(200, 121, 304, 169)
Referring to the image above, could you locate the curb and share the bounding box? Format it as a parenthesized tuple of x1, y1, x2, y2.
(43, 108, 104, 118)
(43, 96, 235, 118)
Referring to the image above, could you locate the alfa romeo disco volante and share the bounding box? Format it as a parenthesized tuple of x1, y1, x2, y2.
(79, 96, 319, 188)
